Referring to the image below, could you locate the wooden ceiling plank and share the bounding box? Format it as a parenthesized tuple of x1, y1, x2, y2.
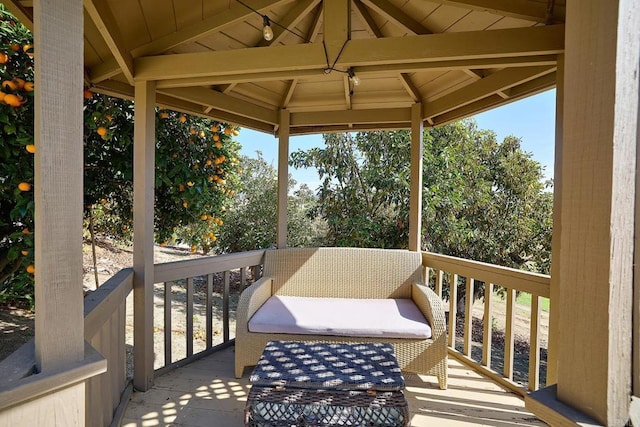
(135, 24, 564, 81)
(353, 1, 420, 103)
(306, 4, 323, 42)
(84, 0, 135, 84)
(423, 65, 555, 119)
(88, 56, 121, 82)
(426, 0, 565, 24)
(360, 0, 430, 35)
(4, 0, 33, 30)
(290, 107, 411, 127)
(132, 0, 289, 57)
(159, 87, 279, 124)
(258, 0, 321, 46)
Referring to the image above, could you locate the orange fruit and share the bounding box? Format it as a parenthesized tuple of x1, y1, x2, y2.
(160, 112, 169, 119)
(224, 127, 231, 135)
(10, 44, 19, 52)
(208, 176, 214, 182)
(200, 214, 208, 221)
(211, 235, 217, 242)
(97, 126, 107, 136)
(212, 134, 220, 142)
(83, 89, 93, 99)
(193, 164, 199, 170)
(182, 201, 188, 208)
(172, 153, 178, 158)
(2, 80, 17, 91)
(159, 241, 167, 247)
(26, 265, 35, 274)
(189, 128, 196, 135)
(0, 91, 6, 102)
(25, 144, 35, 153)
(21, 250, 28, 256)
(13, 78, 25, 89)
(187, 181, 194, 187)
(4, 94, 21, 107)
(190, 245, 197, 253)
(232, 129, 239, 136)
(206, 159, 212, 166)
(100, 198, 107, 205)
(22, 228, 31, 234)
(198, 130, 205, 138)
(0, 53, 8, 64)
(18, 182, 31, 191)
(23, 81, 34, 92)
(178, 183, 185, 191)
(215, 141, 222, 149)
(179, 115, 187, 123)
(211, 125, 219, 132)
(22, 44, 33, 57)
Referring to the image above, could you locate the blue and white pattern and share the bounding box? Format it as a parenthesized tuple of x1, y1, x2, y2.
(250, 341, 405, 391)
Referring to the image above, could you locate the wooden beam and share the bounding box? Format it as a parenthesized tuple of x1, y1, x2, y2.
(281, 80, 297, 108)
(323, 0, 350, 65)
(258, 0, 320, 46)
(343, 74, 352, 110)
(84, 0, 134, 85)
(306, 3, 323, 42)
(423, 66, 555, 120)
(360, 0, 430, 35)
(4, 0, 33, 30)
(87, 57, 121, 83)
(426, 0, 565, 24)
(276, 110, 290, 248)
(553, 1, 638, 424)
(134, 25, 564, 81)
(34, 0, 85, 373)
(132, 81, 156, 392)
(158, 87, 279, 125)
(409, 103, 423, 252)
(290, 107, 411, 127)
(463, 69, 508, 98)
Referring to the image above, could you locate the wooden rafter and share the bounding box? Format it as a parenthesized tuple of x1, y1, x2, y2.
(281, 80, 298, 108)
(134, 25, 564, 81)
(290, 107, 411, 127)
(463, 69, 509, 98)
(3, 0, 32, 30)
(353, 0, 420, 101)
(258, 0, 321, 46)
(359, 0, 430, 35)
(425, 67, 556, 121)
(84, 0, 134, 85)
(343, 75, 352, 109)
(426, 0, 565, 24)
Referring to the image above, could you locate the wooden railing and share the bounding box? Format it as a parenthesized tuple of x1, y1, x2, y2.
(153, 249, 266, 374)
(83, 268, 134, 426)
(422, 252, 551, 396)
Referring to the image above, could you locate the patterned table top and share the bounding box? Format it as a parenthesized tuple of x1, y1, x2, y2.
(249, 341, 405, 391)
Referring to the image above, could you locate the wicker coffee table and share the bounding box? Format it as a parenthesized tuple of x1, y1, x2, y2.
(244, 341, 409, 426)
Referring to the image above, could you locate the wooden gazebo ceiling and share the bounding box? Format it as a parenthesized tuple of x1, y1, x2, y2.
(9, 0, 564, 135)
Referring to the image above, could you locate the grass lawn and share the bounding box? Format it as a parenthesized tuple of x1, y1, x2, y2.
(515, 292, 550, 312)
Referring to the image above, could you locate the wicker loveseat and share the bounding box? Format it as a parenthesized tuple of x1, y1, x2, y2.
(234, 247, 448, 389)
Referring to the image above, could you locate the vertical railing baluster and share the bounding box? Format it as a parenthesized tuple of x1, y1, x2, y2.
(186, 277, 194, 357)
(463, 277, 474, 357)
(435, 269, 443, 299)
(240, 267, 247, 291)
(504, 287, 516, 380)
(448, 273, 458, 348)
(206, 274, 213, 350)
(482, 283, 494, 368)
(529, 294, 541, 391)
(164, 281, 172, 366)
(223, 270, 230, 342)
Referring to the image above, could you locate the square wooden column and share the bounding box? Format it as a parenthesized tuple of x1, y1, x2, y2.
(34, 0, 85, 373)
(133, 80, 156, 391)
(276, 109, 290, 248)
(556, 0, 638, 424)
(409, 103, 424, 252)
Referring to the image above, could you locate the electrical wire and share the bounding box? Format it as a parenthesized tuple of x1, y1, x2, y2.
(235, 0, 310, 43)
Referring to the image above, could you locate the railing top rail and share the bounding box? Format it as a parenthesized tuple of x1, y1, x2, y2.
(84, 268, 134, 339)
(154, 249, 267, 283)
(422, 251, 550, 297)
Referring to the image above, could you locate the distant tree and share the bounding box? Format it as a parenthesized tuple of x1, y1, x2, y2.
(216, 153, 325, 253)
(291, 120, 553, 281)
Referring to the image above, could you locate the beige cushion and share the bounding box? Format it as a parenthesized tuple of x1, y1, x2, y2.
(248, 295, 432, 339)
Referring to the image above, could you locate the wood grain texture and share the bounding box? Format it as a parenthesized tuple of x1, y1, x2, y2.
(556, 1, 638, 424)
(33, 0, 85, 374)
(276, 109, 290, 248)
(133, 80, 157, 391)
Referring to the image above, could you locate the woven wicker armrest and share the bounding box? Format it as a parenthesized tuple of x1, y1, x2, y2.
(411, 283, 446, 339)
(236, 276, 273, 331)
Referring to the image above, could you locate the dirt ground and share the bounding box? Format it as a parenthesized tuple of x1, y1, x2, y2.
(0, 237, 547, 388)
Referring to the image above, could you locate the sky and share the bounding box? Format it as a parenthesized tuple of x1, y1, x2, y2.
(237, 89, 557, 189)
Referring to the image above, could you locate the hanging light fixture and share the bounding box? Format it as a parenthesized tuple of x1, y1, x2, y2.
(348, 68, 361, 86)
(262, 15, 274, 41)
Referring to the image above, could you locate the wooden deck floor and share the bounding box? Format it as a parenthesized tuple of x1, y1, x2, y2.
(122, 347, 545, 426)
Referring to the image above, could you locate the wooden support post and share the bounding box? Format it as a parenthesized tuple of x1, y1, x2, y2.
(34, 0, 84, 373)
(555, 1, 639, 424)
(546, 53, 563, 386)
(133, 80, 156, 391)
(276, 109, 290, 248)
(409, 103, 424, 251)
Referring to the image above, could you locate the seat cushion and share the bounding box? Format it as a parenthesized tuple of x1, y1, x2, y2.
(248, 296, 432, 339)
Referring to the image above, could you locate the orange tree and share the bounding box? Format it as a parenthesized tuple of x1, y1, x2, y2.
(84, 94, 240, 254)
(0, 7, 35, 306)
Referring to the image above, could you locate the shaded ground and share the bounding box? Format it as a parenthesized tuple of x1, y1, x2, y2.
(0, 307, 34, 360)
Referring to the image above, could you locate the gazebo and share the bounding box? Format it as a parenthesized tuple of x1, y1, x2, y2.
(0, 0, 638, 425)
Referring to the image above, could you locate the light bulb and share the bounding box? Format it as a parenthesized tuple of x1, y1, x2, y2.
(351, 74, 361, 86)
(262, 16, 274, 41)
